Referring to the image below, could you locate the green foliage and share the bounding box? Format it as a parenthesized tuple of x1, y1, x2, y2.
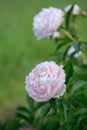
(0, 118, 25, 130)
(65, 4, 75, 29)
(0, 1, 87, 130)
(64, 60, 74, 84)
(70, 80, 87, 96)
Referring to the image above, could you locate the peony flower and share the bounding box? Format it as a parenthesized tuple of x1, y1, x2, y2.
(67, 46, 82, 58)
(64, 4, 80, 15)
(25, 61, 66, 102)
(33, 7, 64, 40)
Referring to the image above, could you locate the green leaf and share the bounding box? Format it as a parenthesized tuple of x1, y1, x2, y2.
(17, 106, 30, 114)
(78, 64, 87, 70)
(70, 80, 87, 96)
(55, 37, 70, 52)
(48, 115, 61, 123)
(62, 102, 68, 122)
(59, 124, 67, 130)
(67, 75, 75, 90)
(17, 106, 34, 117)
(49, 98, 58, 114)
(84, 88, 87, 99)
(15, 112, 29, 123)
(64, 60, 74, 84)
(63, 45, 71, 60)
(55, 42, 65, 52)
(35, 102, 47, 110)
(4, 118, 21, 130)
(77, 113, 87, 125)
(75, 71, 87, 80)
(27, 94, 34, 110)
(41, 104, 50, 118)
(65, 4, 74, 28)
(72, 42, 80, 52)
(73, 95, 87, 107)
(74, 108, 87, 115)
(39, 104, 50, 125)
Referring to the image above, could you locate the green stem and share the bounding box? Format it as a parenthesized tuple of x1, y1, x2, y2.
(60, 28, 77, 43)
(49, 98, 58, 114)
(72, 16, 77, 30)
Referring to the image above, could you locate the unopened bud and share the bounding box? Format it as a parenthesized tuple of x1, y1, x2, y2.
(81, 10, 87, 16)
(52, 32, 60, 39)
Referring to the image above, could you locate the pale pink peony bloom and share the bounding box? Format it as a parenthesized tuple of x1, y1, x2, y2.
(67, 46, 82, 58)
(64, 4, 80, 15)
(25, 61, 66, 102)
(33, 7, 64, 40)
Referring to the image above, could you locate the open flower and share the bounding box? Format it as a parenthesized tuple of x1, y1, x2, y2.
(64, 4, 80, 15)
(67, 46, 82, 58)
(25, 61, 66, 102)
(33, 7, 64, 40)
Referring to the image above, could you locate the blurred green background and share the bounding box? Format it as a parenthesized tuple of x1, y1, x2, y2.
(0, 0, 87, 120)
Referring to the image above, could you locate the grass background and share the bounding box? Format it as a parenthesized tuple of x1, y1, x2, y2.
(0, 0, 87, 120)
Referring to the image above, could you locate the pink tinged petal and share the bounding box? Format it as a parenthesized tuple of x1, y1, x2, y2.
(25, 61, 66, 102)
(54, 84, 66, 98)
(33, 7, 64, 40)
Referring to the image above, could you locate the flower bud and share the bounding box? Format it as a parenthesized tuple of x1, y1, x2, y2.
(67, 46, 82, 58)
(64, 4, 80, 16)
(52, 32, 60, 39)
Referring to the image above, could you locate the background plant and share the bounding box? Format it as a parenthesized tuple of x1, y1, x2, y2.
(0, 0, 87, 129)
